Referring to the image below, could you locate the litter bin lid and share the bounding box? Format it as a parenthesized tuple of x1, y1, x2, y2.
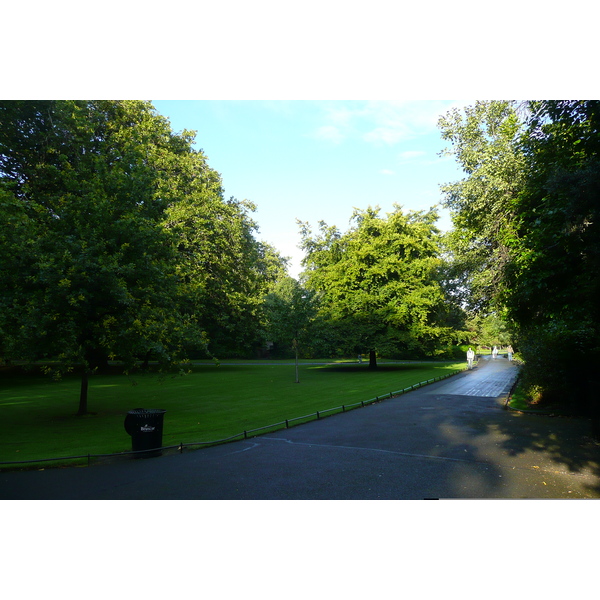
(127, 408, 166, 415)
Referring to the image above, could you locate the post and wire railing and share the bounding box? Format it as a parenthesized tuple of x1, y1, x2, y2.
(0, 367, 468, 469)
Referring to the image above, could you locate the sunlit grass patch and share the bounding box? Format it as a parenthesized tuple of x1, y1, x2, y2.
(1, 360, 465, 468)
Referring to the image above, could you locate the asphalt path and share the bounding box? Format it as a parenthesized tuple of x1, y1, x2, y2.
(2, 357, 600, 499)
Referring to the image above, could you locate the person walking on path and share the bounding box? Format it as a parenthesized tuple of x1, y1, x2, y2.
(467, 347, 475, 370)
(492, 346, 498, 360)
(506, 345, 514, 361)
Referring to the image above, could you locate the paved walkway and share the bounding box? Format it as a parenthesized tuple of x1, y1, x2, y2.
(2, 357, 600, 499)
(435, 356, 518, 397)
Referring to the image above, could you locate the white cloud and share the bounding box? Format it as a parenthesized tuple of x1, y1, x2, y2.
(312, 124, 345, 144)
(364, 124, 412, 145)
(380, 169, 395, 175)
(310, 100, 465, 147)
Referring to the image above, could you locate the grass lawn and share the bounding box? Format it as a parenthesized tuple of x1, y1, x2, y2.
(507, 383, 531, 411)
(0, 359, 466, 468)
(507, 378, 575, 416)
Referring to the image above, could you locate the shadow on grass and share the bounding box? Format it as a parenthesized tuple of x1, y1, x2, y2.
(190, 364, 260, 374)
(311, 363, 434, 373)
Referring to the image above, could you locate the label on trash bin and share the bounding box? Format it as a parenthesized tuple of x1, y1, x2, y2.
(140, 424, 156, 432)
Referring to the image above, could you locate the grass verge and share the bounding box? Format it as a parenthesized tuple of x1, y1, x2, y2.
(1, 360, 465, 468)
(507, 382, 532, 411)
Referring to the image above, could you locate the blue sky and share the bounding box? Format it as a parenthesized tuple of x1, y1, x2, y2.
(152, 100, 468, 277)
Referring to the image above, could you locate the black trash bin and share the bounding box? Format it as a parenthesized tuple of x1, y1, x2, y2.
(124, 408, 167, 458)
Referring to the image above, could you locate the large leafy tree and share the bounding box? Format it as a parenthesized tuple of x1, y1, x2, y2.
(439, 99, 600, 418)
(165, 188, 288, 359)
(438, 100, 527, 312)
(464, 312, 512, 349)
(0, 100, 277, 413)
(263, 276, 319, 382)
(298, 205, 459, 367)
(503, 100, 600, 408)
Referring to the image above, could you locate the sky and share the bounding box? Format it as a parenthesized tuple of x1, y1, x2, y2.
(152, 100, 468, 278)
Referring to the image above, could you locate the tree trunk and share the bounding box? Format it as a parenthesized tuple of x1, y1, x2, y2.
(77, 369, 89, 415)
(369, 350, 377, 369)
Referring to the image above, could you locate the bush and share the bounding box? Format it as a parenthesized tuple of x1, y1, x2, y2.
(516, 326, 595, 413)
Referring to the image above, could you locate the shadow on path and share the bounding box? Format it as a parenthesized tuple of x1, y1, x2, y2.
(1, 357, 599, 499)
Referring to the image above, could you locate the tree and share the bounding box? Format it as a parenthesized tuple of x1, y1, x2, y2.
(0, 101, 212, 413)
(502, 101, 600, 409)
(298, 205, 458, 367)
(440, 99, 600, 418)
(263, 277, 318, 382)
(165, 189, 289, 359)
(0, 100, 292, 412)
(465, 312, 512, 349)
(438, 101, 527, 312)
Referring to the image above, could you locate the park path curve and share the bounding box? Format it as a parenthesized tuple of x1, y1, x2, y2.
(1, 357, 599, 499)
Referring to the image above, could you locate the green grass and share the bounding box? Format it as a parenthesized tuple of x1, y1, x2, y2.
(507, 382, 531, 411)
(507, 378, 573, 415)
(0, 360, 466, 468)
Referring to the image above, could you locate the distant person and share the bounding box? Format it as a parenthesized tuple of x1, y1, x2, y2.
(492, 346, 498, 360)
(467, 347, 475, 370)
(507, 345, 514, 361)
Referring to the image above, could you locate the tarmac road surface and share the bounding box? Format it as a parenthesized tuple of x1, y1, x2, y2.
(2, 357, 600, 499)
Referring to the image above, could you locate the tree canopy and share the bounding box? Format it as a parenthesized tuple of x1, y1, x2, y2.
(503, 101, 600, 406)
(5, 98, 598, 423)
(438, 100, 527, 312)
(298, 205, 462, 366)
(263, 276, 319, 382)
(439, 99, 600, 413)
(0, 100, 288, 413)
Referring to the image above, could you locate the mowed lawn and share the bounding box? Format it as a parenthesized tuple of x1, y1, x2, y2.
(0, 360, 466, 467)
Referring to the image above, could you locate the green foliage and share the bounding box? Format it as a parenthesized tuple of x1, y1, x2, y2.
(0, 101, 288, 411)
(263, 277, 318, 351)
(0, 101, 194, 378)
(263, 277, 319, 380)
(165, 192, 287, 358)
(465, 312, 512, 348)
(502, 101, 600, 408)
(438, 101, 526, 312)
(440, 99, 600, 412)
(298, 205, 460, 364)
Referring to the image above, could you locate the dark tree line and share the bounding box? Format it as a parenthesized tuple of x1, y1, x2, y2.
(439, 100, 600, 417)
(0, 101, 287, 413)
(0, 101, 473, 418)
(8, 99, 595, 420)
